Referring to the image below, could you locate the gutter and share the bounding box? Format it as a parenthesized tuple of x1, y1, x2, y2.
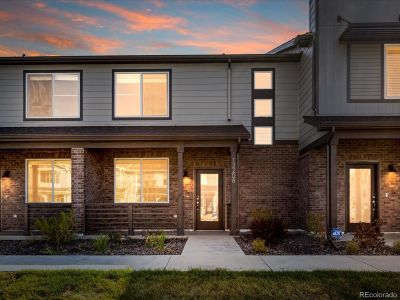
(227, 58, 232, 121)
(326, 126, 335, 234)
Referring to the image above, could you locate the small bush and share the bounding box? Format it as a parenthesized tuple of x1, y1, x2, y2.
(393, 241, 400, 254)
(103, 230, 123, 244)
(250, 208, 286, 245)
(346, 240, 360, 254)
(306, 212, 326, 244)
(34, 211, 74, 246)
(93, 235, 110, 253)
(252, 238, 268, 254)
(353, 220, 385, 248)
(145, 231, 167, 251)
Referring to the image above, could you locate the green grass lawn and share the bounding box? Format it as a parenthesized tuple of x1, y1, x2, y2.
(0, 270, 398, 299)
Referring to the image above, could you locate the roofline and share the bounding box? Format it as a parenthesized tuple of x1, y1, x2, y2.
(0, 53, 301, 65)
(268, 32, 313, 54)
(304, 116, 400, 130)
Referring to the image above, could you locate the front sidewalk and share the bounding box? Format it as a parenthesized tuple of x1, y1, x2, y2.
(0, 233, 399, 271)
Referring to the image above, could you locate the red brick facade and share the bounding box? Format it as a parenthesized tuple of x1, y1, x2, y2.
(2, 139, 399, 234)
(238, 145, 299, 228)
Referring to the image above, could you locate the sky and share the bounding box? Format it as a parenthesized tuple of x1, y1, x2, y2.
(0, 0, 309, 56)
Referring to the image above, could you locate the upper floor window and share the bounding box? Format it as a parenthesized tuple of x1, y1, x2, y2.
(26, 159, 71, 203)
(385, 44, 400, 99)
(252, 69, 274, 145)
(25, 71, 81, 119)
(113, 70, 170, 119)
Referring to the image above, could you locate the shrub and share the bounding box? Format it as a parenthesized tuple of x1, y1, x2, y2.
(306, 212, 326, 244)
(34, 211, 74, 246)
(93, 235, 110, 253)
(393, 241, 400, 254)
(103, 230, 123, 244)
(353, 220, 385, 248)
(250, 208, 286, 245)
(252, 238, 268, 254)
(346, 240, 360, 254)
(145, 231, 167, 251)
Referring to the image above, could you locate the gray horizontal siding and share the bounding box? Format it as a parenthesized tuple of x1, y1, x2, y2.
(0, 62, 299, 141)
(349, 44, 382, 100)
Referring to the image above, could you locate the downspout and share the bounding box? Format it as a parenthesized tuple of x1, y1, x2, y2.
(326, 126, 335, 236)
(227, 58, 232, 121)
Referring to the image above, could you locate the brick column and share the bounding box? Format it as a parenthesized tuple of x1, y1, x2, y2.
(71, 148, 85, 234)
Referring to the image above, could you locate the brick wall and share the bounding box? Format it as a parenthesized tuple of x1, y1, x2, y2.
(298, 147, 327, 229)
(71, 148, 85, 233)
(337, 139, 400, 232)
(0, 149, 70, 232)
(238, 144, 299, 228)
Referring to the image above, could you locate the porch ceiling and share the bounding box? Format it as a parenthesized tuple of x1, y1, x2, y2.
(0, 125, 250, 142)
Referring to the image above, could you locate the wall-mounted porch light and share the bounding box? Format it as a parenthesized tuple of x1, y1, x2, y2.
(388, 164, 398, 172)
(183, 170, 191, 185)
(1, 171, 10, 178)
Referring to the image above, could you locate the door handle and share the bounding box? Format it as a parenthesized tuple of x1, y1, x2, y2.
(372, 195, 376, 210)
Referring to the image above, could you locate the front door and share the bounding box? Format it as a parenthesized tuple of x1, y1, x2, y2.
(195, 170, 223, 230)
(346, 164, 378, 232)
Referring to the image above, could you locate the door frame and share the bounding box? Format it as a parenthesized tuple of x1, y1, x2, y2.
(194, 168, 224, 230)
(345, 162, 379, 232)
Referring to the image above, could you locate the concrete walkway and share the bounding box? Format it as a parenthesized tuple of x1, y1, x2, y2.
(0, 232, 398, 271)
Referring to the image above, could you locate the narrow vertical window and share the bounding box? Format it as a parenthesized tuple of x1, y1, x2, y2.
(252, 69, 274, 145)
(385, 44, 400, 99)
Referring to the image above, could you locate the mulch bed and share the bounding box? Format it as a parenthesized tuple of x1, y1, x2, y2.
(235, 231, 397, 255)
(0, 238, 187, 255)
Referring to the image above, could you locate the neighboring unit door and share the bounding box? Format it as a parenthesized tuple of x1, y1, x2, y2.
(195, 170, 223, 230)
(346, 164, 378, 232)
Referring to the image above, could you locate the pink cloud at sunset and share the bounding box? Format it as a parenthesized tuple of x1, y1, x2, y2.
(0, 0, 308, 56)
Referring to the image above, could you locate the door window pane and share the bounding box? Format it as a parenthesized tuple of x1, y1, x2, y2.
(27, 74, 53, 118)
(254, 99, 272, 117)
(385, 44, 400, 98)
(27, 160, 71, 203)
(254, 127, 273, 145)
(200, 174, 219, 222)
(143, 73, 168, 116)
(115, 73, 141, 117)
(349, 168, 372, 223)
(254, 71, 272, 89)
(114, 159, 168, 203)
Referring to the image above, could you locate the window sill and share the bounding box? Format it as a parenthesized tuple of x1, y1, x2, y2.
(27, 203, 72, 206)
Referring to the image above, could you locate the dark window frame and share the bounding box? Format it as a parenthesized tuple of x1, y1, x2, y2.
(251, 68, 275, 145)
(112, 69, 172, 120)
(347, 43, 400, 103)
(23, 70, 83, 121)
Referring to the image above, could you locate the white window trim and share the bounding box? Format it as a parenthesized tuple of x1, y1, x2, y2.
(254, 126, 273, 146)
(114, 71, 170, 118)
(114, 157, 170, 204)
(25, 72, 81, 119)
(25, 159, 72, 204)
(384, 44, 400, 100)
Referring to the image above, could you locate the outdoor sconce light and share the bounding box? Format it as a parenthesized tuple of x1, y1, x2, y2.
(183, 170, 189, 179)
(388, 164, 398, 172)
(1, 171, 10, 178)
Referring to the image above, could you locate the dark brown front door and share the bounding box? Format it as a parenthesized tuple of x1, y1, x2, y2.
(346, 164, 378, 232)
(195, 170, 223, 230)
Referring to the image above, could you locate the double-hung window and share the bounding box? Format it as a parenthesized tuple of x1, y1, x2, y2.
(25, 71, 81, 119)
(113, 70, 170, 119)
(252, 69, 274, 145)
(384, 44, 400, 99)
(114, 158, 169, 203)
(26, 159, 72, 203)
